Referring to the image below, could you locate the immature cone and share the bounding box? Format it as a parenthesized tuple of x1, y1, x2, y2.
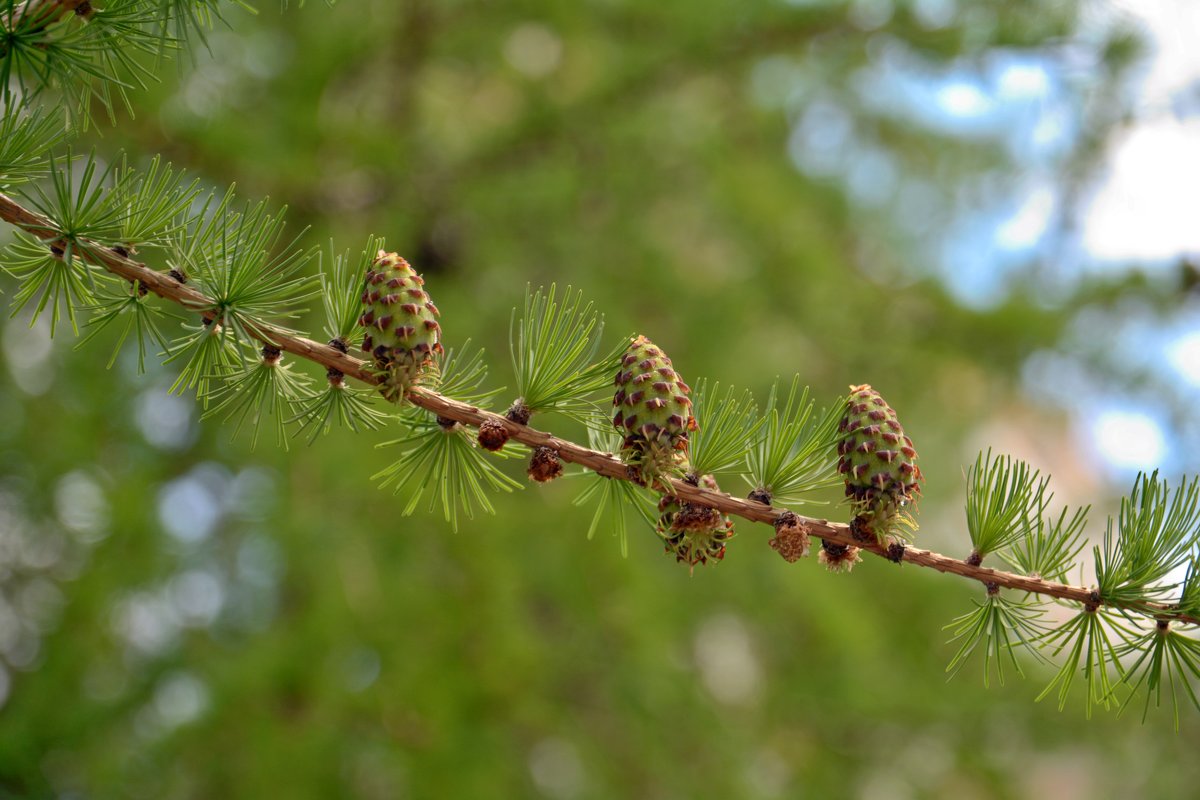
(358, 251, 442, 402)
(836, 384, 922, 539)
(655, 474, 734, 570)
(613, 335, 694, 486)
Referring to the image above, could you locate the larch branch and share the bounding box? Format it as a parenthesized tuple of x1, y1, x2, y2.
(1, 190, 1197, 627)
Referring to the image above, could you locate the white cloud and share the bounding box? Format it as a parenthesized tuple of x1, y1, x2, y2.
(1082, 0, 1200, 263)
(1082, 119, 1200, 261)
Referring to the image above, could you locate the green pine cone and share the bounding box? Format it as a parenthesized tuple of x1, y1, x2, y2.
(836, 384, 922, 538)
(656, 474, 734, 570)
(358, 251, 443, 402)
(612, 335, 694, 485)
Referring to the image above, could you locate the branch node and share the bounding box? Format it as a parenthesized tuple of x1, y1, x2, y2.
(168, 268, 187, 284)
(748, 487, 772, 506)
(965, 550, 984, 567)
(504, 399, 531, 426)
(885, 541, 906, 564)
(849, 514, 874, 543)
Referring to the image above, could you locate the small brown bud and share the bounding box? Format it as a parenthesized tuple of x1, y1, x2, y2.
(527, 446, 564, 483)
(769, 511, 810, 563)
(477, 418, 509, 451)
(748, 487, 772, 506)
(849, 515, 874, 543)
(504, 399, 531, 426)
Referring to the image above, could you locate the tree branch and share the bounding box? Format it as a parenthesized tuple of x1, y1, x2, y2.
(1, 190, 1197, 627)
(3, 0, 91, 29)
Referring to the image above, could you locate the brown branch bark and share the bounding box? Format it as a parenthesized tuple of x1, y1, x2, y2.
(3, 0, 91, 29)
(1, 190, 1197, 627)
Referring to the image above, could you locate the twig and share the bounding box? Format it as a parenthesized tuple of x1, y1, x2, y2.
(3, 0, 92, 29)
(1, 190, 1197, 626)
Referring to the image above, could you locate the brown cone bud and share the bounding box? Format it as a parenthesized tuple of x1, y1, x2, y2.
(527, 446, 564, 483)
(477, 418, 509, 452)
(769, 511, 810, 563)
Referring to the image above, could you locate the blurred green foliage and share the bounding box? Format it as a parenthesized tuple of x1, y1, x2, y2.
(2, 1, 1199, 797)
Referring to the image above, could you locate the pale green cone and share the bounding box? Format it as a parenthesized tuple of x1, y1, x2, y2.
(358, 251, 442, 402)
(836, 384, 922, 539)
(612, 335, 694, 486)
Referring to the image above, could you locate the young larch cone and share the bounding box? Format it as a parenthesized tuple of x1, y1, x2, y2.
(359, 251, 442, 402)
(836, 384, 922, 541)
(613, 335, 694, 486)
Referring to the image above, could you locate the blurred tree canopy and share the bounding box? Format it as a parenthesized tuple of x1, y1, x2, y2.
(2, 1, 1199, 797)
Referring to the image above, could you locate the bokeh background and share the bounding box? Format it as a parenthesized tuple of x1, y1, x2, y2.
(2, 0, 1200, 796)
